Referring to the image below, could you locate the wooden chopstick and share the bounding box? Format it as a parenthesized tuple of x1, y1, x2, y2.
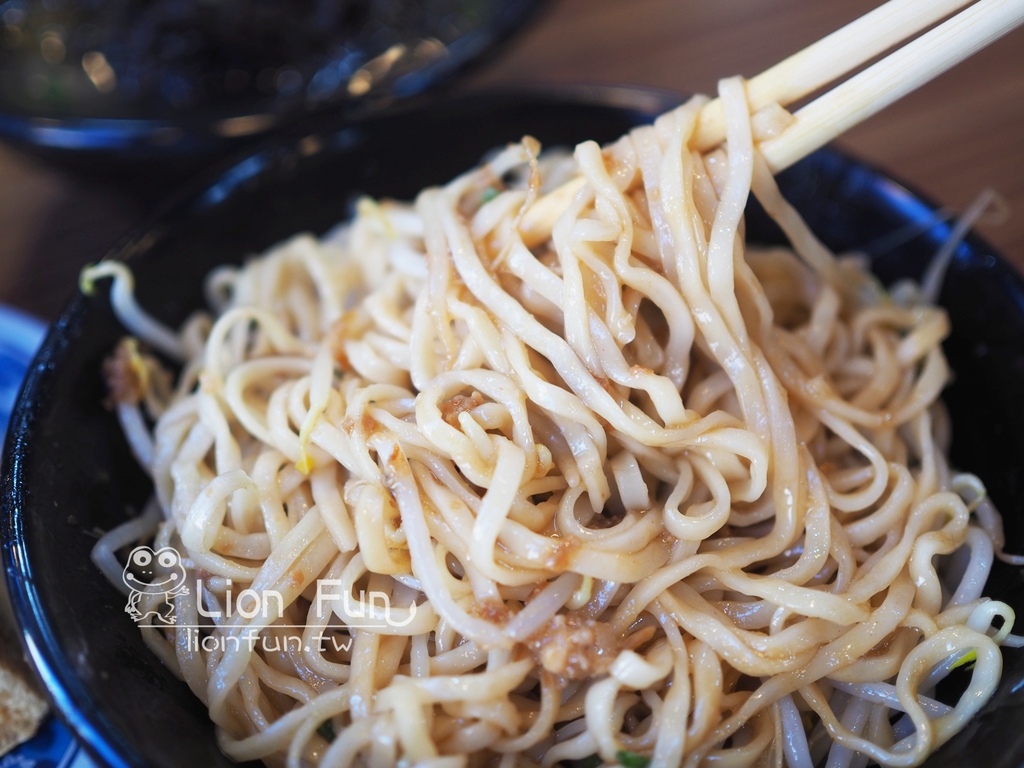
(517, 0, 1023, 246)
(760, 0, 1024, 172)
(692, 0, 978, 153)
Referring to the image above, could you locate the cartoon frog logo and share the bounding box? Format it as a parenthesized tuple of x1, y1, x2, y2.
(122, 545, 189, 624)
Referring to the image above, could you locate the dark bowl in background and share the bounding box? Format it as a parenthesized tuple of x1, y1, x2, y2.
(0, 0, 546, 169)
(3, 87, 1024, 767)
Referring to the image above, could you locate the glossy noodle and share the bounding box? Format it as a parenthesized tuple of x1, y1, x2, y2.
(86, 79, 1021, 767)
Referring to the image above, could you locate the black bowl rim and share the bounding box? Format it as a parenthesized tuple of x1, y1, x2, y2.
(4, 83, 1024, 766)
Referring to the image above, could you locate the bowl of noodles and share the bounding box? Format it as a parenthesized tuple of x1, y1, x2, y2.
(3, 86, 1024, 768)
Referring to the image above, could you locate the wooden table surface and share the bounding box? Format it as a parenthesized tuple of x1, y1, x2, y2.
(1, 0, 1022, 322)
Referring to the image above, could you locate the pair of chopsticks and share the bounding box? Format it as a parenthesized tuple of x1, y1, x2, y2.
(519, 0, 1024, 242)
(756, 0, 1024, 172)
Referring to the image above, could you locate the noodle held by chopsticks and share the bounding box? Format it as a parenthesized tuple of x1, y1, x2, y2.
(86, 79, 1019, 768)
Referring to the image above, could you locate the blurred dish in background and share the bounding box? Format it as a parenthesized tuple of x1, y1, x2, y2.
(0, 304, 43, 435)
(0, 0, 545, 158)
(0, 304, 51, 761)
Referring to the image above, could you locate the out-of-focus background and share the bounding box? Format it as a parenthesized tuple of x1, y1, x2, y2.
(0, 0, 1021, 322)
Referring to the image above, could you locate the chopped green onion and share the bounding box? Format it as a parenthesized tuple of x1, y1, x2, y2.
(616, 750, 651, 768)
(317, 719, 336, 742)
(951, 649, 977, 670)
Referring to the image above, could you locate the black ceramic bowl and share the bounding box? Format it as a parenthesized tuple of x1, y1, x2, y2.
(4, 88, 1024, 767)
